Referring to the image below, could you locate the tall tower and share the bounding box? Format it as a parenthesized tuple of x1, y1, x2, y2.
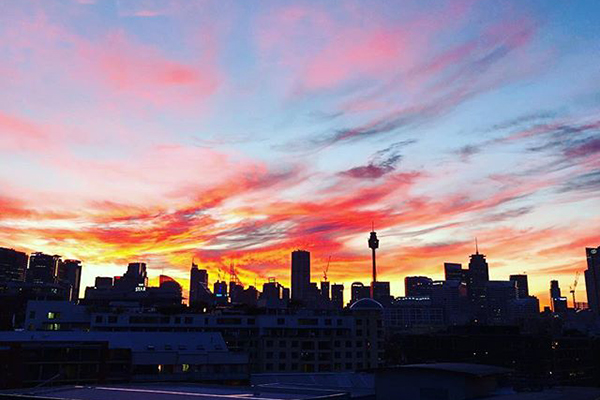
(368, 226, 379, 299)
(291, 250, 311, 302)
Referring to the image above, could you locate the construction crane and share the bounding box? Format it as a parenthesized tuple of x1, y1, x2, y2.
(569, 271, 580, 309)
(323, 256, 331, 281)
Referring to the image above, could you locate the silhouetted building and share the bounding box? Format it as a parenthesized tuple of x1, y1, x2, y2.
(467, 245, 489, 321)
(331, 283, 344, 309)
(444, 262, 467, 284)
(291, 250, 310, 302)
(585, 246, 600, 315)
(486, 281, 517, 324)
(26, 252, 61, 284)
(57, 259, 82, 301)
(320, 280, 330, 300)
(430, 280, 470, 325)
(372, 281, 392, 305)
(189, 262, 208, 305)
(237, 285, 259, 307)
(385, 297, 444, 332)
(214, 280, 228, 305)
(83, 263, 181, 307)
(404, 276, 433, 297)
(509, 274, 529, 299)
(550, 280, 568, 313)
(0, 247, 28, 282)
(351, 282, 370, 305)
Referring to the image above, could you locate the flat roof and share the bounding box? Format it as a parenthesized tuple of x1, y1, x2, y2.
(1, 383, 347, 400)
(387, 363, 512, 377)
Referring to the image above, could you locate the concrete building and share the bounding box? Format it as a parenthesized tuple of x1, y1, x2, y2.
(405, 276, 433, 297)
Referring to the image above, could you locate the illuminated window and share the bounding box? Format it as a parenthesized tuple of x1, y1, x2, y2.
(182, 364, 190, 372)
(47, 312, 60, 320)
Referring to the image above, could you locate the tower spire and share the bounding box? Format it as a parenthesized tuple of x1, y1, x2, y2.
(475, 237, 479, 255)
(368, 227, 380, 298)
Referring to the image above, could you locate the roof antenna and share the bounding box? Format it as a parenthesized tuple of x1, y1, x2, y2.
(475, 237, 479, 255)
(371, 221, 375, 232)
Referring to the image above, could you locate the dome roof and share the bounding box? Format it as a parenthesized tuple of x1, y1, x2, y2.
(349, 297, 384, 310)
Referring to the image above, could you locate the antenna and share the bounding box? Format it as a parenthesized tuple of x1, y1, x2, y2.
(475, 237, 479, 255)
(371, 221, 374, 232)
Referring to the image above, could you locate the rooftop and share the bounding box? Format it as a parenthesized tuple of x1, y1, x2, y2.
(388, 363, 512, 377)
(0, 383, 349, 400)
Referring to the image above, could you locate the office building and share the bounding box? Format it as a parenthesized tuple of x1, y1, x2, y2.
(404, 276, 433, 297)
(486, 281, 517, 324)
(26, 252, 61, 284)
(189, 262, 209, 305)
(331, 284, 344, 309)
(56, 259, 82, 301)
(291, 250, 310, 302)
(372, 281, 392, 304)
(467, 245, 489, 320)
(584, 246, 600, 315)
(351, 282, 371, 304)
(509, 274, 529, 299)
(0, 247, 28, 282)
(444, 262, 467, 284)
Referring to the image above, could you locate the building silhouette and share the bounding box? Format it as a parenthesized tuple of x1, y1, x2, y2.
(331, 283, 344, 309)
(26, 252, 61, 285)
(291, 250, 310, 302)
(467, 244, 489, 320)
(57, 259, 82, 301)
(585, 246, 600, 315)
(509, 274, 529, 299)
(0, 247, 28, 282)
(444, 262, 467, 284)
(189, 262, 209, 305)
(405, 276, 433, 297)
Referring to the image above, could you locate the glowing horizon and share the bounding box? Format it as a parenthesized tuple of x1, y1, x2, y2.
(1, 0, 599, 306)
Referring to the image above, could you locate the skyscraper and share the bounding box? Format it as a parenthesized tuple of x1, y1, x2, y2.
(584, 246, 600, 315)
(405, 276, 433, 297)
(467, 243, 489, 320)
(291, 250, 310, 302)
(550, 280, 567, 312)
(0, 247, 28, 282)
(509, 274, 529, 299)
(331, 283, 344, 309)
(26, 252, 61, 284)
(444, 263, 467, 284)
(368, 228, 379, 299)
(189, 262, 209, 305)
(58, 259, 82, 301)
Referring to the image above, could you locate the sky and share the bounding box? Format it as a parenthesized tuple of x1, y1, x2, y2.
(1, 0, 599, 306)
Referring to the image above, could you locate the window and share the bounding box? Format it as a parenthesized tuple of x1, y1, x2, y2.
(47, 312, 60, 320)
(182, 364, 190, 372)
(184, 317, 193, 324)
(29, 311, 36, 319)
(108, 316, 117, 323)
(277, 318, 285, 325)
(95, 315, 103, 323)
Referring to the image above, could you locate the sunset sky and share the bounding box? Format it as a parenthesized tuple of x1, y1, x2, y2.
(1, 0, 599, 306)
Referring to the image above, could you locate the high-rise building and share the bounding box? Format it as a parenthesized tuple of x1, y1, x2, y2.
(320, 280, 330, 300)
(58, 259, 82, 301)
(368, 229, 379, 298)
(509, 274, 529, 299)
(214, 280, 228, 305)
(351, 282, 371, 304)
(291, 250, 310, 302)
(26, 252, 61, 284)
(114, 262, 148, 290)
(467, 244, 489, 320)
(584, 246, 600, 315)
(373, 281, 391, 304)
(549, 280, 567, 312)
(189, 262, 209, 305)
(444, 263, 467, 284)
(0, 247, 28, 282)
(331, 283, 344, 309)
(405, 276, 433, 297)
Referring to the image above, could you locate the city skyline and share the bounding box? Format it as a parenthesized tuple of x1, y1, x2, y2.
(1, 0, 600, 307)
